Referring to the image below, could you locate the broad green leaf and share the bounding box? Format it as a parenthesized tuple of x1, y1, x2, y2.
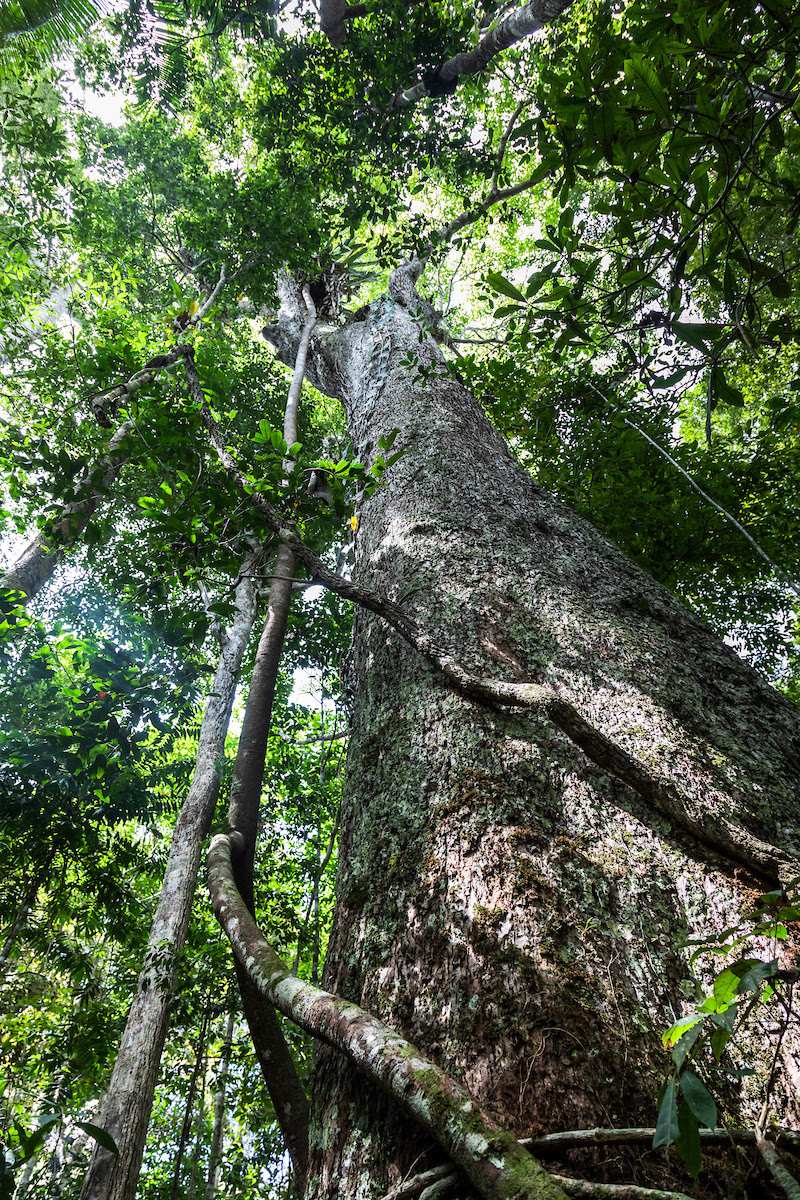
(75, 1122, 119, 1155)
(625, 55, 672, 121)
(663, 1013, 704, 1048)
(736, 959, 778, 994)
(675, 1099, 702, 1177)
(653, 1080, 680, 1149)
(486, 272, 526, 303)
(680, 1069, 717, 1127)
(673, 322, 724, 352)
(671, 1019, 704, 1070)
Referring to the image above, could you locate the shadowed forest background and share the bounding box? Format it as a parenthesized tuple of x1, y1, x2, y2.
(2, 0, 800, 1197)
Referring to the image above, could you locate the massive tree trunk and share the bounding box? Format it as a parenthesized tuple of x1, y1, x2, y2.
(265, 267, 800, 1197)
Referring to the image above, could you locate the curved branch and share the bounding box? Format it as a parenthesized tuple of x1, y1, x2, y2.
(1, 419, 137, 600)
(392, 0, 574, 108)
(207, 833, 569, 1200)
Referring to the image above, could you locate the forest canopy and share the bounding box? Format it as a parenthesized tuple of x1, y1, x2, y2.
(1, 0, 800, 1196)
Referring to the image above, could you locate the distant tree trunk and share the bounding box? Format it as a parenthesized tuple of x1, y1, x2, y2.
(265, 266, 800, 1198)
(170, 1001, 211, 1200)
(80, 552, 261, 1200)
(187, 1054, 208, 1200)
(0, 421, 135, 601)
(203, 1013, 235, 1200)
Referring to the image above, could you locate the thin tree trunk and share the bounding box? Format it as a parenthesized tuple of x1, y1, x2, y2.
(1, 421, 135, 601)
(203, 1013, 235, 1200)
(218, 280, 318, 1193)
(170, 1000, 212, 1200)
(79, 550, 262, 1200)
(187, 1053, 208, 1200)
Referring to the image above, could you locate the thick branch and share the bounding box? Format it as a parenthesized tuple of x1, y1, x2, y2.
(392, 0, 574, 107)
(186, 353, 794, 886)
(89, 344, 194, 429)
(207, 833, 569, 1200)
(755, 1135, 800, 1200)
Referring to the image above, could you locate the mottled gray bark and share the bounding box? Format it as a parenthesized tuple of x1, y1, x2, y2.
(79, 553, 260, 1200)
(0, 421, 135, 601)
(263, 264, 800, 1199)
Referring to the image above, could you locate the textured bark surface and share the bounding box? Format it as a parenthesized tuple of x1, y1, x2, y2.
(80, 560, 259, 1200)
(267, 273, 800, 1199)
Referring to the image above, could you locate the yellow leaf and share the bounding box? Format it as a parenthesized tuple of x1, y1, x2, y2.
(350, 514, 358, 531)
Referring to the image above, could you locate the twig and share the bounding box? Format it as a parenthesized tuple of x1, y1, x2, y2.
(590, 384, 800, 602)
(524, 1127, 800, 1154)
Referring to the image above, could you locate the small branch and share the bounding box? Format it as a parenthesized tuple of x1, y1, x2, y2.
(207, 833, 569, 1200)
(186, 353, 795, 886)
(88, 343, 193, 429)
(525, 1127, 800, 1154)
(439, 173, 543, 246)
(490, 98, 528, 194)
(586, 376, 800, 601)
(549, 1182, 695, 1200)
(623, 414, 800, 600)
(192, 265, 227, 324)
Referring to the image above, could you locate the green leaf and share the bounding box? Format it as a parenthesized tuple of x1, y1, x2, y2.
(663, 1013, 704, 1049)
(680, 1069, 717, 1127)
(486, 272, 526, 303)
(75, 1123, 119, 1155)
(768, 274, 792, 299)
(625, 55, 672, 121)
(710, 1026, 730, 1060)
(675, 1099, 702, 1176)
(653, 1079, 680, 1150)
(671, 1019, 704, 1070)
(736, 959, 778, 993)
(673, 322, 724, 353)
(711, 365, 744, 407)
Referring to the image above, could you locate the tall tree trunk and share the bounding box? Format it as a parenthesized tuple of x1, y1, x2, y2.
(80, 551, 261, 1200)
(1, 421, 135, 601)
(265, 266, 800, 1198)
(203, 1013, 235, 1200)
(219, 280, 317, 1191)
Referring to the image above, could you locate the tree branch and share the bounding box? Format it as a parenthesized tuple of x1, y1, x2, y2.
(207, 833, 570, 1200)
(391, 0, 573, 108)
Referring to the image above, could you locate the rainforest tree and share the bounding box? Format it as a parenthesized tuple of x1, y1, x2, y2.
(2, 0, 800, 1198)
